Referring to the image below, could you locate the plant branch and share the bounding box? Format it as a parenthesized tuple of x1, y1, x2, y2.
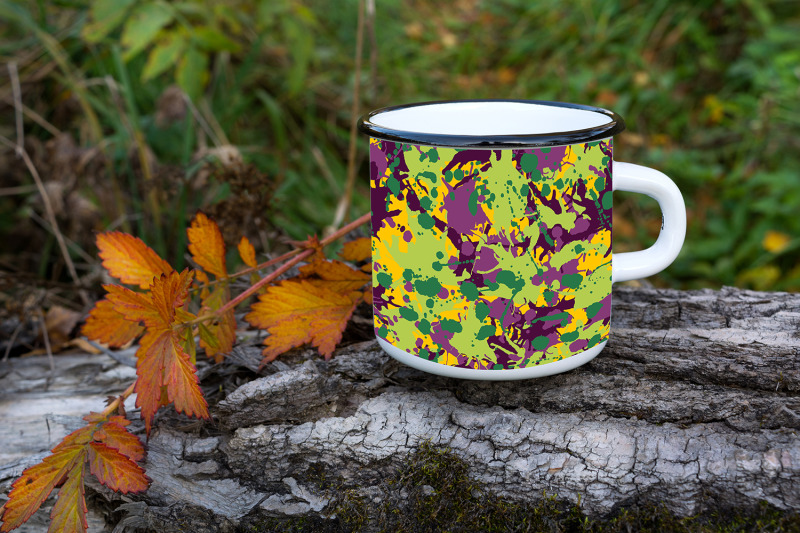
(101, 381, 137, 418)
(189, 247, 304, 293)
(214, 212, 371, 316)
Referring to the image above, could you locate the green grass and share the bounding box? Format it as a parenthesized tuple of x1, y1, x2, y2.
(0, 0, 798, 290)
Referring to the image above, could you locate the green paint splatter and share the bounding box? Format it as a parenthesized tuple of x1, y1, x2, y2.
(476, 324, 495, 340)
(403, 269, 414, 282)
(415, 277, 443, 297)
(532, 336, 550, 350)
(520, 153, 538, 173)
(418, 212, 435, 229)
(586, 301, 604, 319)
(602, 191, 613, 210)
(496, 270, 523, 291)
(419, 319, 431, 334)
(475, 301, 490, 320)
(399, 307, 419, 321)
(377, 272, 392, 288)
(427, 148, 439, 163)
(440, 319, 462, 333)
(460, 281, 479, 301)
(560, 331, 579, 343)
(387, 177, 400, 196)
(562, 273, 583, 289)
(468, 188, 479, 216)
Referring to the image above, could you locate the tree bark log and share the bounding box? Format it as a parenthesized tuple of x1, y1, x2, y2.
(1, 287, 799, 531)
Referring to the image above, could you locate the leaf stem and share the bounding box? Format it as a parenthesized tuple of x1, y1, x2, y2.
(190, 246, 303, 292)
(216, 212, 371, 315)
(101, 381, 137, 418)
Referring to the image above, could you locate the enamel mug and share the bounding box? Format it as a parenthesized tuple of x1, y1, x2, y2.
(359, 100, 685, 380)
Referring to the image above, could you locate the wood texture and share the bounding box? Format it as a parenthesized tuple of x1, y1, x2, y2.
(1, 287, 799, 531)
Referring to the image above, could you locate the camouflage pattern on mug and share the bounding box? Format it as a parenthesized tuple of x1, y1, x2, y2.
(370, 139, 613, 370)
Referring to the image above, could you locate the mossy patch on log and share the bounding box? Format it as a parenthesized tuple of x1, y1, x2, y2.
(242, 442, 800, 532)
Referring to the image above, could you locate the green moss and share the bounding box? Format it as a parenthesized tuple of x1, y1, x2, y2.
(241, 444, 800, 533)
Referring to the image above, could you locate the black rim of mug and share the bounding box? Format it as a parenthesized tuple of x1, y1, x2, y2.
(358, 99, 626, 149)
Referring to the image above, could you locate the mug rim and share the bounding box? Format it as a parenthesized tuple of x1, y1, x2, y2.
(358, 99, 625, 149)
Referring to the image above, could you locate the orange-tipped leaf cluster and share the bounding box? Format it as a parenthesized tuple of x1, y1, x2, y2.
(5, 213, 373, 533)
(0, 414, 147, 533)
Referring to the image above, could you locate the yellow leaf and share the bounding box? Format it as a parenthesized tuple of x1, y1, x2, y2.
(763, 230, 791, 254)
(338, 237, 371, 263)
(237, 236, 257, 268)
(96, 232, 172, 289)
(187, 212, 227, 278)
(299, 259, 371, 294)
(245, 280, 360, 362)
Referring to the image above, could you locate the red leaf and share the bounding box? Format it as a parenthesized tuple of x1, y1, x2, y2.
(135, 329, 208, 433)
(91, 416, 145, 462)
(87, 443, 148, 493)
(187, 212, 227, 278)
(81, 299, 144, 347)
(103, 285, 162, 327)
(96, 232, 172, 289)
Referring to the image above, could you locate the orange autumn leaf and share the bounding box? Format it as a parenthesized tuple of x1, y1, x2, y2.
(87, 443, 149, 493)
(47, 462, 87, 533)
(88, 415, 145, 462)
(238, 236, 257, 268)
(245, 280, 361, 362)
(0, 415, 147, 533)
(187, 212, 227, 278)
(96, 232, 172, 289)
(81, 299, 144, 347)
(299, 259, 371, 294)
(112, 271, 207, 433)
(0, 444, 83, 532)
(338, 237, 371, 262)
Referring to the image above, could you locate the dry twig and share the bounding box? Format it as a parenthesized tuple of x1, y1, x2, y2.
(4, 62, 90, 306)
(330, 0, 366, 234)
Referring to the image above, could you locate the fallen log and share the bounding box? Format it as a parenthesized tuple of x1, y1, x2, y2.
(1, 286, 799, 531)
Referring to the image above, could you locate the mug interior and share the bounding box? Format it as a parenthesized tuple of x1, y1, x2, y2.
(369, 101, 613, 136)
(359, 99, 625, 148)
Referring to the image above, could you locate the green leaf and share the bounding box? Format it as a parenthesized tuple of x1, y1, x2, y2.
(142, 35, 186, 81)
(82, 0, 137, 43)
(176, 46, 209, 101)
(193, 26, 241, 52)
(121, 3, 174, 61)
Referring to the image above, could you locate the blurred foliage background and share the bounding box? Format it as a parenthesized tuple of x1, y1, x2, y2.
(1, 0, 799, 299)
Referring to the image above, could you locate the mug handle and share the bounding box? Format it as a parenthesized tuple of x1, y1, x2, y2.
(612, 162, 686, 283)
